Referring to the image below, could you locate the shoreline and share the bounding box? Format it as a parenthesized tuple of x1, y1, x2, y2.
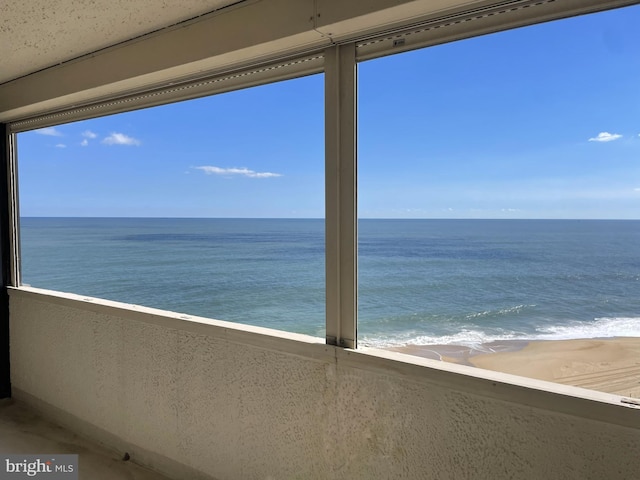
(388, 337, 640, 398)
(387, 339, 530, 366)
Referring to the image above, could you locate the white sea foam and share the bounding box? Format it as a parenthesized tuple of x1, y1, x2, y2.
(533, 316, 640, 340)
(360, 316, 640, 349)
(360, 329, 523, 349)
(465, 304, 535, 320)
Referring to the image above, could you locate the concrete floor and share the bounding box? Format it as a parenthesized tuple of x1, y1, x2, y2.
(0, 399, 171, 479)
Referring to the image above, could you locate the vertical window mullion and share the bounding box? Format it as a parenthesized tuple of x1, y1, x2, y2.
(325, 44, 357, 349)
(7, 132, 20, 289)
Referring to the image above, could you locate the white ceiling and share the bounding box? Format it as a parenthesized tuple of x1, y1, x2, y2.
(0, 0, 244, 84)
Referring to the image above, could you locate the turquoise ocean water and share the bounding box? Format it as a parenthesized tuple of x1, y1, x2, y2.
(19, 218, 640, 347)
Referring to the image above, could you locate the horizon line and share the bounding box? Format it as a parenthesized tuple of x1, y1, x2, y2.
(18, 216, 640, 221)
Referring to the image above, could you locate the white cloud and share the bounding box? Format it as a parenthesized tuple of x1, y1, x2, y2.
(36, 127, 63, 137)
(635, 188, 640, 192)
(82, 130, 97, 139)
(194, 166, 282, 178)
(588, 132, 622, 142)
(55, 144, 66, 148)
(80, 139, 89, 147)
(102, 132, 141, 146)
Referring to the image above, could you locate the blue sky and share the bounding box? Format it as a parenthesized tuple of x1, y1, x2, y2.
(18, 4, 640, 219)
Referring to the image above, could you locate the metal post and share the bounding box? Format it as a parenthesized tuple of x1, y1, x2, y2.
(325, 44, 357, 349)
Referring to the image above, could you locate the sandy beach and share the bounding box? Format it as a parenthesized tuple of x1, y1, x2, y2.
(389, 337, 640, 398)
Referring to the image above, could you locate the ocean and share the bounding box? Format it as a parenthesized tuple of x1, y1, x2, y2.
(19, 218, 640, 348)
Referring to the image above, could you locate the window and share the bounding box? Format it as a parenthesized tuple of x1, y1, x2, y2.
(11, 2, 640, 400)
(358, 5, 640, 398)
(17, 74, 325, 337)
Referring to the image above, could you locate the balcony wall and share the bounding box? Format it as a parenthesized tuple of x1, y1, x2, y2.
(8, 287, 640, 480)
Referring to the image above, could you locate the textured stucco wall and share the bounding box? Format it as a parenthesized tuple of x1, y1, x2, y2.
(8, 289, 640, 480)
